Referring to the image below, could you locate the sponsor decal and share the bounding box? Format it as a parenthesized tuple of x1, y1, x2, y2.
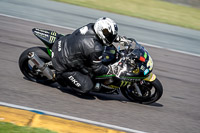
(58, 40, 61, 51)
(47, 49, 52, 57)
(120, 80, 131, 87)
(35, 28, 50, 34)
(144, 52, 147, 59)
(49, 36, 56, 43)
(51, 31, 57, 36)
(80, 26, 88, 35)
(139, 56, 145, 62)
(51, 51, 54, 58)
(140, 65, 145, 71)
(34, 31, 49, 37)
(150, 74, 156, 81)
(147, 56, 153, 71)
(144, 73, 156, 82)
(68, 76, 81, 87)
(106, 56, 109, 59)
(110, 50, 116, 54)
(144, 69, 149, 75)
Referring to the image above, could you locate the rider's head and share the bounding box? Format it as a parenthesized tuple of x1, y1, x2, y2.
(94, 17, 118, 46)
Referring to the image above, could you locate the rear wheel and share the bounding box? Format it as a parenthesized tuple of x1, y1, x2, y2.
(18, 47, 54, 84)
(121, 78, 163, 104)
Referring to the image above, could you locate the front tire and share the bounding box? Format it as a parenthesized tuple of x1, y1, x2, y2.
(121, 78, 163, 104)
(19, 47, 54, 84)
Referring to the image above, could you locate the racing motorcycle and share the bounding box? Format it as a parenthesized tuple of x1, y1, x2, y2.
(19, 28, 163, 104)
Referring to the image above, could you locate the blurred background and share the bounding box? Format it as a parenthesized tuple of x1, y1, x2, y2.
(164, 0, 200, 8)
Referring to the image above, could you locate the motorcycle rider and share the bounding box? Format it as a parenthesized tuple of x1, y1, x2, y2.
(51, 17, 123, 94)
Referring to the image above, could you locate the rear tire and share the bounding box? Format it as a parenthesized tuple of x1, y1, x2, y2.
(121, 78, 163, 104)
(19, 47, 54, 84)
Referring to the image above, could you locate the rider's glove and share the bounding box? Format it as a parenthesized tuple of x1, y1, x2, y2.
(115, 35, 127, 42)
(115, 35, 131, 48)
(120, 36, 128, 43)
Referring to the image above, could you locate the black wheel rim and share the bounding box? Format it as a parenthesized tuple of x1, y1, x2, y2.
(124, 82, 159, 104)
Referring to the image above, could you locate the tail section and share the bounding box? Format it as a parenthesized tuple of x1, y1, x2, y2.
(32, 28, 63, 48)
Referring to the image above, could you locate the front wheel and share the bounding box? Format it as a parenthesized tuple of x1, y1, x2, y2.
(121, 78, 163, 104)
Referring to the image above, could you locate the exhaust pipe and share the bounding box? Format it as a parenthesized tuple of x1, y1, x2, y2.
(28, 52, 55, 80)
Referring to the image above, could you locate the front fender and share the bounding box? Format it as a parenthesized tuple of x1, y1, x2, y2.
(144, 73, 156, 82)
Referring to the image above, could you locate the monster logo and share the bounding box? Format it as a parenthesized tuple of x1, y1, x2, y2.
(120, 80, 131, 87)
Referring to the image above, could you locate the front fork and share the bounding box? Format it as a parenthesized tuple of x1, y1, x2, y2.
(133, 82, 143, 96)
(130, 73, 156, 97)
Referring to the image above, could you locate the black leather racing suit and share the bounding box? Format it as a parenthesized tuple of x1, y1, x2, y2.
(52, 23, 109, 93)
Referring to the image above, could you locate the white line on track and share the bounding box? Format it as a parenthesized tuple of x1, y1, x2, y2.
(0, 101, 148, 133)
(139, 42, 200, 57)
(0, 13, 199, 57)
(0, 13, 75, 31)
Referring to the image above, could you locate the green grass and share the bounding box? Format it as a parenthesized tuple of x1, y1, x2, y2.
(53, 0, 200, 30)
(0, 122, 57, 133)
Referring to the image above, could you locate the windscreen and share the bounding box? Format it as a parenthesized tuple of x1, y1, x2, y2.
(131, 42, 149, 63)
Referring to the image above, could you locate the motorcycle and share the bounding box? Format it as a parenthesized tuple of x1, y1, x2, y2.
(19, 28, 163, 104)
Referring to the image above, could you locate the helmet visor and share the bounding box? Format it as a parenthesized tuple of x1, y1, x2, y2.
(102, 29, 117, 44)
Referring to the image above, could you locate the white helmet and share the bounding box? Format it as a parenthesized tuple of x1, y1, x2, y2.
(94, 17, 118, 46)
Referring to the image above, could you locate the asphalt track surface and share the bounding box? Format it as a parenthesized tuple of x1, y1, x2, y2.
(1, 14, 200, 133)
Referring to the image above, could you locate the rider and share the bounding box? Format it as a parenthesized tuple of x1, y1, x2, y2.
(51, 17, 123, 94)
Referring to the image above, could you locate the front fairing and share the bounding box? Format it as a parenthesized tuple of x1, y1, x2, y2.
(123, 42, 153, 77)
(99, 40, 154, 79)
